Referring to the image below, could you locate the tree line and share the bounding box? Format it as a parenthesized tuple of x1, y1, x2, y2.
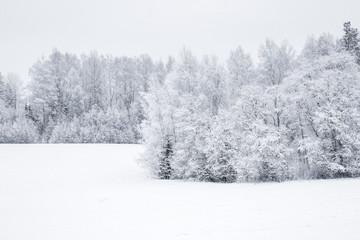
(1, 22, 360, 182)
(1, 52, 172, 143)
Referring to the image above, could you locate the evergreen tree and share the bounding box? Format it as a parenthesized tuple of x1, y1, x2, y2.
(341, 22, 360, 64)
(158, 136, 173, 179)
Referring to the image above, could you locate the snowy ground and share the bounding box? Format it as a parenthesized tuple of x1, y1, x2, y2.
(1, 144, 360, 240)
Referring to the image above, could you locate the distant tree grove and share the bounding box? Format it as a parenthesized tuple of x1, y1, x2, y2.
(1, 22, 360, 182)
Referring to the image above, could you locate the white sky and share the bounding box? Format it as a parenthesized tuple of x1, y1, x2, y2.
(1, 0, 360, 82)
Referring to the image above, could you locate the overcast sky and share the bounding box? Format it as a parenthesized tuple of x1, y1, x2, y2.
(1, 0, 360, 82)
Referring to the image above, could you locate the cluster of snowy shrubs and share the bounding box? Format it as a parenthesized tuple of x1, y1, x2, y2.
(142, 24, 360, 182)
(49, 107, 137, 143)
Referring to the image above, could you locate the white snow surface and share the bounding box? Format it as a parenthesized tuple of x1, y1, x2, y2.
(1, 144, 360, 240)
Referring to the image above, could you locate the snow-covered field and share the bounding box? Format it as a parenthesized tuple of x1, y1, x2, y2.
(1, 144, 360, 240)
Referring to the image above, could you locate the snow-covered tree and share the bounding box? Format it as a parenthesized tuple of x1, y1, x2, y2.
(300, 33, 337, 61)
(285, 52, 360, 178)
(0, 73, 24, 110)
(258, 39, 295, 85)
(141, 72, 175, 179)
(227, 46, 254, 97)
(202, 112, 237, 182)
(232, 84, 292, 182)
(81, 52, 105, 111)
(29, 49, 80, 139)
